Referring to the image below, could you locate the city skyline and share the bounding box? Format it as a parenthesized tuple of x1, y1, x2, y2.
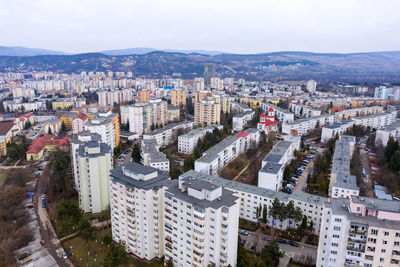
(1, 0, 400, 54)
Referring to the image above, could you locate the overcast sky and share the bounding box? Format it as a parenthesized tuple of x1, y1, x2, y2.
(0, 0, 399, 54)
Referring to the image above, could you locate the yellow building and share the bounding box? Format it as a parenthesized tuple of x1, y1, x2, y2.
(249, 99, 261, 109)
(0, 136, 9, 157)
(98, 112, 120, 148)
(138, 90, 151, 103)
(171, 89, 186, 107)
(207, 95, 231, 114)
(60, 112, 77, 129)
(52, 99, 74, 110)
(195, 91, 210, 103)
(194, 100, 221, 126)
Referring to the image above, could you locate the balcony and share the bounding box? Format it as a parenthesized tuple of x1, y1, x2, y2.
(349, 229, 367, 235)
(347, 246, 365, 253)
(348, 237, 366, 244)
(365, 255, 374, 261)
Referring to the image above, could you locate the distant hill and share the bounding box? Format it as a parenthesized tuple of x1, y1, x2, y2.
(0, 46, 67, 56)
(100, 47, 225, 56)
(0, 49, 400, 82)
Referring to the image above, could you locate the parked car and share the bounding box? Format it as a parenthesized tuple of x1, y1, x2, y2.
(262, 236, 272, 241)
(62, 252, 68, 259)
(239, 229, 249, 236)
(288, 241, 299, 247)
(240, 239, 247, 246)
(291, 177, 299, 181)
(276, 238, 287, 244)
(250, 243, 256, 250)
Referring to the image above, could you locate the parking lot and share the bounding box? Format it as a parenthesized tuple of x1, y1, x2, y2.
(238, 229, 317, 266)
(117, 147, 132, 166)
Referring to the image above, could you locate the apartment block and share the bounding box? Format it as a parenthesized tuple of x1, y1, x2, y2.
(141, 139, 169, 172)
(317, 196, 400, 267)
(178, 125, 223, 154)
(375, 120, 400, 147)
(194, 129, 260, 176)
(289, 102, 322, 118)
(194, 100, 221, 126)
(181, 170, 325, 235)
(74, 140, 112, 213)
(84, 114, 116, 149)
(258, 138, 300, 191)
(329, 135, 359, 198)
(143, 121, 193, 148)
(170, 89, 186, 107)
(109, 163, 170, 260)
(163, 175, 239, 267)
(98, 89, 132, 106)
(138, 90, 151, 102)
(232, 110, 254, 132)
(128, 100, 168, 135)
(282, 114, 336, 137)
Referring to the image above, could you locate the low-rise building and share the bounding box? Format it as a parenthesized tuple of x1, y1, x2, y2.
(376, 120, 400, 147)
(43, 118, 62, 135)
(232, 110, 254, 132)
(178, 125, 222, 154)
(141, 139, 170, 172)
(26, 135, 69, 161)
(257, 107, 278, 134)
(258, 139, 300, 191)
(143, 121, 193, 148)
(329, 135, 359, 198)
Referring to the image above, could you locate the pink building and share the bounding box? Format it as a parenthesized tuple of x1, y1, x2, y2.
(72, 113, 88, 134)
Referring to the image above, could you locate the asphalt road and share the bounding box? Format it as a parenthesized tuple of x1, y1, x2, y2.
(34, 159, 73, 267)
(239, 229, 317, 266)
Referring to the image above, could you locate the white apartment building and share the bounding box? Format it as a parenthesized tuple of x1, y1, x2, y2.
(3, 99, 46, 112)
(289, 102, 321, 118)
(376, 120, 400, 147)
(258, 138, 300, 191)
(43, 118, 62, 134)
(182, 170, 326, 235)
(321, 111, 398, 142)
(329, 135, 359, 199)
(143, 121, 194, 148)
(109, 163, 170, 261)
(97, 89, 133, 106)
(128, 100, 168, 135)
(194, 129, 260, 176)
(232, 110, 255, 132)
(141, 139, 170, 172)
(317, 196, 400, 267)
(109, 163, 240, 266)
(307, 80, 317, 94)
(178, 125, 223, 154)
(84, 115, 116, 149)
(321, 120, 355, 143)
(70, 131, 102, 191)
(261, 102, 294, 123)
(163, 175, 239, 267)
(282, 114, 335, 137)
(74, 140, 112, 213)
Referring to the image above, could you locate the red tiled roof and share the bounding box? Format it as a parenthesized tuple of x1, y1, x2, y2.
(268, 107, 274, 112)
(260, 113, 266, 117)
(329, 107, 344, 113)
(235, 132, 250, 138)
(26, 135, 70, 154)
(258, 120, 278, 126)
(76, 113, 88, 120)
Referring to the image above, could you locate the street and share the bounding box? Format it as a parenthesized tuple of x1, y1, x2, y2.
(239, 229, 317, 266)
(34, 159, 73, 267)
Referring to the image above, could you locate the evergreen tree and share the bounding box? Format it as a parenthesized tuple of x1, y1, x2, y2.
(131, 143, 141, 163)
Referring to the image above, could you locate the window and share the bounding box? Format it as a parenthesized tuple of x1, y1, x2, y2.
(371, 229, 378, 235)
(334, 218, 341, 222)
(384, 231, 389, 236)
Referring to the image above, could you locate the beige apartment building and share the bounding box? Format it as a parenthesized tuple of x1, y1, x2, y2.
(194, 100, 220, 126)
(170, 89, 186, 107)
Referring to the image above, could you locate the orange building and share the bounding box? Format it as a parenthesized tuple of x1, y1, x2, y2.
(138, 90, 151, 102)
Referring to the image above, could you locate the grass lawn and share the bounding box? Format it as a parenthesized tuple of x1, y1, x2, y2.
(63, 228, 164, 267)
(239, 218, 258, 231)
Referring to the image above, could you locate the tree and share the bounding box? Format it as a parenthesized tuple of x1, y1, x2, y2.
(262, 204, 267, 224)
(61, 121, 67, 132)
(260, 239, 282, 267)
(385, 137, 399, 162)
(237, 236, 250, 267)
(131, 143, 141, 163)
(299, 215, 308, 232)
(269, 198, 283, 236)
(78, 219, 94, 241)
(166, 258, 174, 267)
(184, 156, 194, 171)
(103, 244, 129, 267)
(388, 150, 400, 172)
